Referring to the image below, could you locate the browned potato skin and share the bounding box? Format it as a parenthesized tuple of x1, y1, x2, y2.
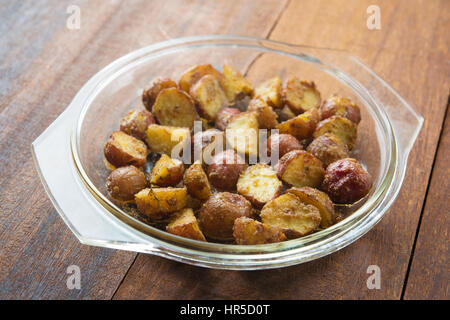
(320, 96, 361, 124)
(247, 98, 279, 129)
(267, 133, 303, 158)
(254, 77, 282, 108)
(166, 208, 206, 241)
(150, 154, 185, 187)
(104, 131, 149, 167)
(276, 150, 324, 188)
(215, 107, 241, 131)
(233, 217, 287, 245)
(221, 64, 254, 103)
(142, 77, 177, 111)
(179, 64, 223, 93)
(322, 158, 372, 204)
(198, 192, 253, 241)
(260, 193, 321, 238)
(184, 161, 212, 200)
(120, 109, 156, 140)
(306, 133, 349, 167)
(313, 116, 358, 150)
(190, 74, 229, 121)
(135, 187, 187, 220)
(207, 150, 247, 191)
(286, 187, 336, 228)
(277, 108, 320, 141)
(106, 166, 148, 201)
(282, 77, 321, 115)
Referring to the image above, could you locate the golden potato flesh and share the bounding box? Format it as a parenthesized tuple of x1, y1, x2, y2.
(225, 111, 259, 158)
(183, 161, 212, 200)
(233, 217, 287, 245)
(190, 74, 228, 121)
(104, 131, 149, 168)
(306, 133, 349, 167)
(260, 193, 321, 238)
(286, 187, 336, 228)
(276, 150, 324, 188)
(166, 208, 206, 241)
(221, 64, 254, 103)
(152, 88, 198, 129)
(179, 64, 223, 93)
(313, 116, 358, 150)
(146, 124, 190, 156)
(247, 98, 279, 130)
(282, 77, 321, 115)
(150, 154, 185, 187)
(254, 77, 282, 108)
(277, 108, 320, 141)
(142, 77, 177, 111)
(135, 187, 187, 220)
(237, 163, 282, 209)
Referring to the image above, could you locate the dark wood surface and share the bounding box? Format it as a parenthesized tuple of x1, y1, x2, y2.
(0, 0, 448, 299)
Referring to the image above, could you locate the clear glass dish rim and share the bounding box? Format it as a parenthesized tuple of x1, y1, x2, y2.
(70, 35, 398, 259)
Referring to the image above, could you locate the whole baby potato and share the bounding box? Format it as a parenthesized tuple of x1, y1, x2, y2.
(198, 192, 253, 241)
(106, 166, 148, 201)
(120, 109, 156, 140)
(320, 95, 361, 124)
(207, 149, 247, 191)
(266, 133, 303, 158)
(322, 158, 372, 204)
(215, 107, 241, 131)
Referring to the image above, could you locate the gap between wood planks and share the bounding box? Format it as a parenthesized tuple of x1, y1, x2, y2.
(400, 94, 450, 300)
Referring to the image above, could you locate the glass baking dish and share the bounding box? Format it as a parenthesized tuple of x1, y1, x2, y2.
(32, 35, 423, 270)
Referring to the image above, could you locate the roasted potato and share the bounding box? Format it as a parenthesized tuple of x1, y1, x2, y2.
(286, 187, 335, 228)
(104, 131, 149, 167)
(207, 149, 247, 191)
(146, 124, 190, 156)
(179, 64, 223, 93)
(106, 166, 148, 202)
(260, 193, 321, 238)
(254, 77, 282, 108)
(247, 98, 279, 129)
(322, 158, 372, 204)
(237, 163, 282, 208)
(152, 88, 198, 129)
(225, 111, 259, 158)
(320, 95, 361, 124)
(277, 108, 320, 141)
(190, 74, 229, 121)
(183, 161, 212, 200)
(166, 208, 206, 241)
(282, 77, 321, 114)
(221, 64, 254, 102)
(150, 154, 185, 187)
(233, 217, 287, 245)
(192, 128, 225, 164)
(275, 105, 296, 122)
(313, 116, 357, 150)
(215, 107, 241, 131)
(119, 109, 156, 140)
(142, 77, 177, 111)
(198, 192, 253, 241)
(135, 187, 187, 220)
(266, 133, 303, 158)
(276, 150, 324, 188)
(306, 133, 349, 167)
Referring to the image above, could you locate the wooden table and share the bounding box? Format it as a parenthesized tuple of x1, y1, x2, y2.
(0, 0, 448, 300)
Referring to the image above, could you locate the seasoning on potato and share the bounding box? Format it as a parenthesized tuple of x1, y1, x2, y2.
(150, 154, 185, 187)
(119, 108, 156, 141)
(254, 76, 282, 108)
(313, 115, 357, 150)
(221, 64, 254, 103)
(135, 187, 187, 220)
(266, 133, 303, 158)
(179, 64, 223, 93)
(277, 108, 320, 141)
(306, 133, 349, 167)
(207, 149, 247, 191)
(184, 161, 212, 200)
(320, 95, 361, 124)
(276, 150, 324, 188)
(166, 208, 206, 241)
(190, 74, 229, 121)
(106, 166, 148, 202)
(142, 77, 178, 111)
(215, 107, 241, 131)
(225, 111, 259, 158)
(247, 98, 279, 129)
(282, 77, 321, 115)
(104, 131, 149, 167)
(146, 124, 190, 156)
(233, 217, 287, 245)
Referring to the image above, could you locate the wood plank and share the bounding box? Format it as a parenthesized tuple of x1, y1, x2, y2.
(403, 105, 449, 300)
(113, 0, 449, 299)
(0, 0, 287, 299)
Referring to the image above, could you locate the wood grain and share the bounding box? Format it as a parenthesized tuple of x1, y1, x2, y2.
(403, 104, 449, 300)
(0, 0, 288, 299)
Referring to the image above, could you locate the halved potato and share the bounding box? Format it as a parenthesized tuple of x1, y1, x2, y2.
(119, 108, 156, 141)
(282, 77, 321, 114)
(150, 154, 185, 187)
(166, 208, 206, 241)
(286, 187, 335, 228)
(221, 64, 254, 102)
(254, 77, 282, 108)
(190, 74, 228, 121)
(135, 187, 187, 220)
(306, 133, 349, 167)
(247, 98, 279, 129)
(183, 161, 212, 200)
(277, 108, 320, 141)
(225, 111, 259, 158)
(152, 88, 199, 129)
(179, 64, 223, 93)
(276, 150, 324, 188)
(104, 131, 149, 167)
(237, 163, 282, 208)
(313, 116, 357, 150)
(142, 77, 177, 111)
(233, 217, 287, 245)
(146, 124, 190, 156)
(260, 193, 321, 238)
